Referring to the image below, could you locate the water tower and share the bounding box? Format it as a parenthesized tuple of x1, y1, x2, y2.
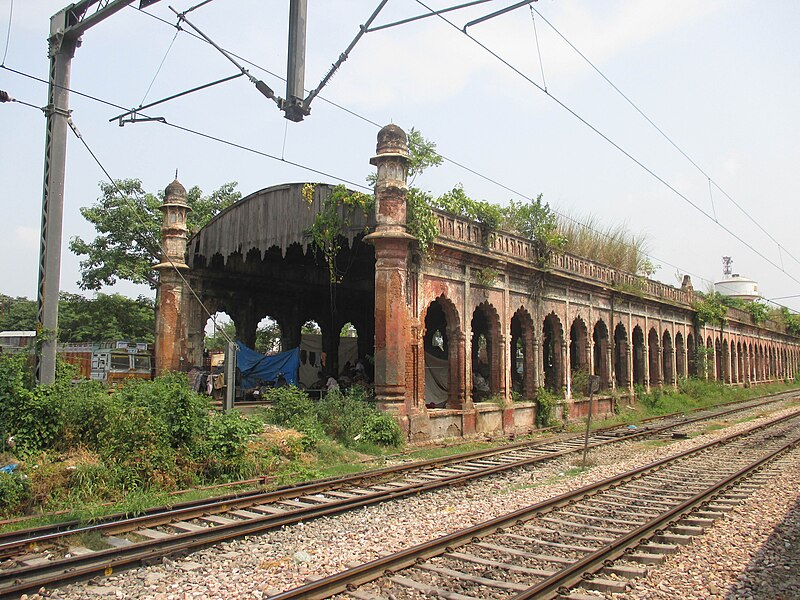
(714, 257, 759, 301)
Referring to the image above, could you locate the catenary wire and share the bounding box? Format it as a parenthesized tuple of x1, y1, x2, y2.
(9, 3, 794, 297)
(3, 7, 793, 306)
(128, 3, 722, 289)
(413, 0, 800, 289)
(0, 72, 732, 297)
(530, 5, 800, 271)
(65, 114, 235, 344)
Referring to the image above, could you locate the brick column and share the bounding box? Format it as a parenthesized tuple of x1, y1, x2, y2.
(154, 178, 191, 375)
(364, 125, 415, 415)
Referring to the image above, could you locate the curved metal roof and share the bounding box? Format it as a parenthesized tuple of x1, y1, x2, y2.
(188, 183, 374, 266)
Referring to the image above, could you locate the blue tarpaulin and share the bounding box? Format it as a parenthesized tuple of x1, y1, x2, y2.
(235, 341, 300, 388)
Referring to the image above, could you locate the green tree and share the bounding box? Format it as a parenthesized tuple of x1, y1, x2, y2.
(256, 320, 282, 354)
(69, 179, 240, 290)
(205, 320, 236, 351)
(0, 295, 37, 331)
(58, 293, 155, 343)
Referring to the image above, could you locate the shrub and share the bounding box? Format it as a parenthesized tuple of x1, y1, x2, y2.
(535, 389, 558, 428)
(315, 387, 403, 448)
(263, 386, 324, 444)
(0, 471, 27, 517)
(114, 374, 211, 450)
(358, 411, 404, 446)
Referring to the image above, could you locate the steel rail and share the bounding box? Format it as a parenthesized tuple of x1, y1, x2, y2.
(512, 433, 800, 599)
(264, 409, 800, 600)
(1, 390, 795, 552)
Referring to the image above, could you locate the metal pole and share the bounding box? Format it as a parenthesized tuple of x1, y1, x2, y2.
(284, 0, 308, 121)
(36, 34, 77, 384)
(581, 375, 600, 468)
(224, 341, 237, 412)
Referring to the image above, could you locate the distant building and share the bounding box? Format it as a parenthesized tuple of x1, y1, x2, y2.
(714, 273, 759, 302)
(0, 331, 36, 353)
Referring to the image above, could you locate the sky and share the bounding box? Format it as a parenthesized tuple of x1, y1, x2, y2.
(1, 0, 799, 314)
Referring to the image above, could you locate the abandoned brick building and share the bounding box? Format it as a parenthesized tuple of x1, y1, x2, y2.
(155, 125, 800, 442)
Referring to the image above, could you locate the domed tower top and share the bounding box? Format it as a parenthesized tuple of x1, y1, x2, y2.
(372, 124, 409, 160)
(155, 176, 190, 271)
(164, 178, 188, 207)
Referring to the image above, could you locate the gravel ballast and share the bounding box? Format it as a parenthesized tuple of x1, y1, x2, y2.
(34, 404, 800, 600)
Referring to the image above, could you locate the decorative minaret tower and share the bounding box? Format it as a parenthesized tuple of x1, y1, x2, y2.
(154, 177, 192, 375)
(364, 125, 415, 419)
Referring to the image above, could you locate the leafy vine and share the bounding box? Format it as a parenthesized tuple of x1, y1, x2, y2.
(308, 185, 374, 283)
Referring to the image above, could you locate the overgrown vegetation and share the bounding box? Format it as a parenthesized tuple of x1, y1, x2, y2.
(308, 184, 375, 283)
(588, 378, 800, 430)
(263, 385, 404, 450)
(557, 213, 653, 275)
(534, 388, 561, 428)
(0, 355, 402, 520)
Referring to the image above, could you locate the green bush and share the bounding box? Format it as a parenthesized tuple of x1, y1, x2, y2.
(535, 389, 558, 427)
(262, 386, 324, 447)
(315, 387, 403, 449)
(358, 411, 403, 446)
(114, 373, 211, 449)
(0, 471, 27, 517)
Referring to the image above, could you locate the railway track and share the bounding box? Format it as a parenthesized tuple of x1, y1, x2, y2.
(0, 390, 796, 598)
(269, 408, 800, 600)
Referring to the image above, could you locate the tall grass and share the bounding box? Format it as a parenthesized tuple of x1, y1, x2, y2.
(557, 212, 650, 274)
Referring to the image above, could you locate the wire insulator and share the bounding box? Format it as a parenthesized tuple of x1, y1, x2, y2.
(0, 90, 11, 102)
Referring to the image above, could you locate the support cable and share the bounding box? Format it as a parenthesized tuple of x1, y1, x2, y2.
(709, 178, 718, 222)
(167, 5, 279, 105)
(139, 28, 180, 107)
(1, 65, 370, 192)
(1, 0, 13, 66)
(66, 115, 235, 344)
(413, 0, 800, 288)
(303, 0, 390, 108)
(529, 4, 547, 92)
(531, 5, 800, 270)
(131, 5, 382, 128)
(2, 70, 788, 307)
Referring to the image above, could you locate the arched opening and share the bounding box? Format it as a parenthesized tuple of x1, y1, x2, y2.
(648, 328, 660, 386)
(715, 338, 724, 382)
(569, 317, 589, 393)
(543, 313, 564, 394)
(256, 316, 282, 354)
(423, 298, 457, 408)
(614, 323, 629, 388)
(662, 330, 674, 385)
(632, 326, 646, 386)
(706, 337, 714, 379)
(471, 302, 500, 401)
(593, 320, 610, 390)
(736, 341, 743, 384)
(675, 332, 685, 380)
(687, 332, 697, 378)
(510, 307, 535, 401)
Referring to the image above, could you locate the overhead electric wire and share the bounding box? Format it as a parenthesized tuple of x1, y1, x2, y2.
(65, 113, 235, 344)
(5, 6, 794, 308)
(131, 3, 383, 128)
(1, 64, 370, 192)
(529, 5, 800, 271)
(412, 0, 800, 289)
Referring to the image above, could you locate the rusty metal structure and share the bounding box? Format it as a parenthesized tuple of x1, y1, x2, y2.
(155, 125, 800, 442)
